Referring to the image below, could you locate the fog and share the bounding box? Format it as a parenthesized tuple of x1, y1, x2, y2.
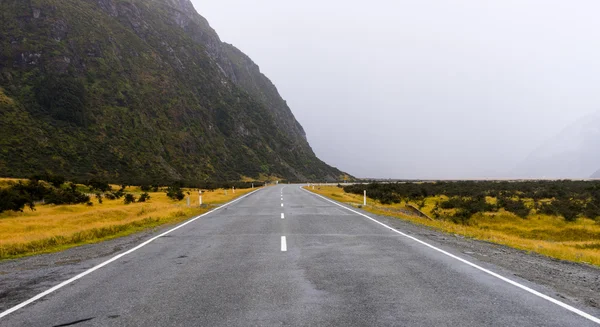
(191, 0, 600, 179)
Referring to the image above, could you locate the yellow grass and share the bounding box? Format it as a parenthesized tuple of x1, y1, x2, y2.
(306, 186, 600, 267)
(0, 88, 14, 105)
(0, 187, 257, 259)
(0, 178, 26, 189)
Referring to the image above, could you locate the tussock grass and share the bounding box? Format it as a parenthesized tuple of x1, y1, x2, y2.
(307, 186, 600, 266)
(0, 188, 255, 259)
(0, 177, 25, 189)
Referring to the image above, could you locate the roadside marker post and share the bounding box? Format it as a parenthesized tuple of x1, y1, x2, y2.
(198, 190, 202, 206)
(233, 186, 235, 194)
(364, 190, 366, 206)
(186, 196, 190, 207)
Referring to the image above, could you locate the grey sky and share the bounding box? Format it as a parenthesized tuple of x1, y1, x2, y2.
(191, 0, 600, 179)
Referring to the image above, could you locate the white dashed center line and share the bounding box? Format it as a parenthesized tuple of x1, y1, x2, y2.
(281, 236, 287, 252)
(281, 213, 285, 219)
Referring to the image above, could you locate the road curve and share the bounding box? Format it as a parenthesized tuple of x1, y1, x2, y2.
(1, 185, 599, 326)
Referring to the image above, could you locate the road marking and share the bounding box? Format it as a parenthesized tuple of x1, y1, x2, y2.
(281, 203, 284, 207)
(281, 236, 287, 252)
(281, 213, 285, 219)
(302, 187, 600, 325)
(0, 188, 262, 320)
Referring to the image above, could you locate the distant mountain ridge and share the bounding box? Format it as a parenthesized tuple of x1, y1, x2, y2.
(0, 0, 345, 183)
(512, 112, 600, 179)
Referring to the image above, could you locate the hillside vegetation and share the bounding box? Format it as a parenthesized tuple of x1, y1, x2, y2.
(0, 0, 344, 184)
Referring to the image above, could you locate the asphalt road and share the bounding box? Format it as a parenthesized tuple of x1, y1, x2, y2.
(1, 185, 599, 326)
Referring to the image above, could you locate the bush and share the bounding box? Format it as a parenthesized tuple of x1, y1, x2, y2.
(166, 185, 184, 201)
(12, 180, 49, 202)
(0, 179, 89, 212)
(45, 187, 90, 205)
(123, 193, 136, 204)
(140, 185, 152, 192)
(112, 189, 125, 199)
(343, 180, 600, 223)
(30, 173, 65, 188)
(138, 192, 150, 202)
(0, 188, 34, 213)
(88, 179, 111, 192)
(497, 197, 530, 218)
(539, 199, 582, 222)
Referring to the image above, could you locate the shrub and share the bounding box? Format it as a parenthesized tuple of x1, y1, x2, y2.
(497, 197, 530, 218)
(138, 192, 150, 202)
(30, 173, 65, 188)
(45, 187, 90, 205)
(123, 193, 136, 204)
(112, 189, 125, 199)
(0, 179, 89, 212)
(166, 185, 184, 201)
(0, 188, 34, 213)
(88, 179, 111, 192)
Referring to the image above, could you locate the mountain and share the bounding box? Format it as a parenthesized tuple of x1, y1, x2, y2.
(512, 112, 600, 179)
(0, 0, 345, 183)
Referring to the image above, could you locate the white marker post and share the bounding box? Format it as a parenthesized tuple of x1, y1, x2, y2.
(364, 190, 367, 206)
(251, 183, 254, 189)
(232, 186, 235, 194)
(198, 190, 202, 206)
(187, 196, 190, 207)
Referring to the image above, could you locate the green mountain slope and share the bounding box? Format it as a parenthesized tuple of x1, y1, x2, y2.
(0, 0, 345, 183)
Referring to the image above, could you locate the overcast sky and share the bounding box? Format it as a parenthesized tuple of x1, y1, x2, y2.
(191, 0, 600, 179)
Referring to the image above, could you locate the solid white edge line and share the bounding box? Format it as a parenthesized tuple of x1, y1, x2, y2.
(0, 188, 263, 320)
(281, 236, 287, 252)
(301, 187, 600, 325)
(281, 213, 285, 219)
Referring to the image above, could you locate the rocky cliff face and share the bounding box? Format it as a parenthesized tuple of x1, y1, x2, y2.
(0, 0, 344, 183)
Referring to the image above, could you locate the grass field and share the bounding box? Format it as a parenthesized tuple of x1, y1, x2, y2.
(0, 186, 257, 260)
(0, 178, 24, 189)
(306, 186, 600, 266)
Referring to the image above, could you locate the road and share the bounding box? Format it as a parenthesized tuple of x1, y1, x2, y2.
(1, 185, 599, 326)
